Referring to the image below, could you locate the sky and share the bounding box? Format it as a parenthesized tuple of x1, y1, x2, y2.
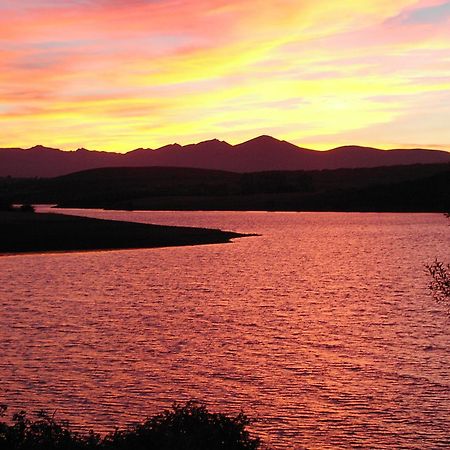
(0, 0, 449, 152)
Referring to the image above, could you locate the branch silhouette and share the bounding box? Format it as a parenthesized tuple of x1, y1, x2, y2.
(427, 213, 450, 311)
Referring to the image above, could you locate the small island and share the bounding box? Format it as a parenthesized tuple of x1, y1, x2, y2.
(0, 210, 247, 254)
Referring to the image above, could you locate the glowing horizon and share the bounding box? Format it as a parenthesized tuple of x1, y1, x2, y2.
(1, 0, 449, 152)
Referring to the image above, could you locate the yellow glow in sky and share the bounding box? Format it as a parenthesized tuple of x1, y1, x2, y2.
(0, 0, 449, 151)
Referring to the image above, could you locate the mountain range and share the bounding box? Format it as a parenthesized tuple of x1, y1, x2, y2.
(1, 135, 450, 178)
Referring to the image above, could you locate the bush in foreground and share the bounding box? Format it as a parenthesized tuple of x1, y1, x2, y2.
(0, 402, 261, 450)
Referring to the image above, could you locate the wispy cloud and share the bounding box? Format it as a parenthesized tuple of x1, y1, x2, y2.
(391, 1, 450, 24)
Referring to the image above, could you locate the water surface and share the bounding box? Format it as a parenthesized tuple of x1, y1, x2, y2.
(1, 210, 449, 449)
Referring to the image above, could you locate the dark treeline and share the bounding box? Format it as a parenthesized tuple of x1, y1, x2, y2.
(0, 402, 261, 450)
(0, 163, 449, 212)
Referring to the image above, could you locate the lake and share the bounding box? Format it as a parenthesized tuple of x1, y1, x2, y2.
(1, 209, 449, 449)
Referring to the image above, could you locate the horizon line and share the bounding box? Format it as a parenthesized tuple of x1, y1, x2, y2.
(2, 135, 450, 154)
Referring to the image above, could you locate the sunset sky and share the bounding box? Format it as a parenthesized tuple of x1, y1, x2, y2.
(1, 0, 449, 152)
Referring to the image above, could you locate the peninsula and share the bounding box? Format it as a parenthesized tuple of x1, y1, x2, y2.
(0, 211, 246, 254)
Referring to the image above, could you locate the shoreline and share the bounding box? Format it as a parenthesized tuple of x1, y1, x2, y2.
(0, 211, 250, 255)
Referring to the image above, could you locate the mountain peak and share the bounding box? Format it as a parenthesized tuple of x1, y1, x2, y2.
(194, 138, 232, 149)
(244, 135, 283, 145)
(28, 145, 60, 152)
(197, 138, 229, 145)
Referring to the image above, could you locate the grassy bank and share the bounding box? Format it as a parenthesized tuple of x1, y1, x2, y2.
(0, 211, 247, 254)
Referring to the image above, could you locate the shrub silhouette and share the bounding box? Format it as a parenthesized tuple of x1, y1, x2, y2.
(427, 213, 450, 312)
(0, 406, 99, 450)
(0, 402, 261, 450)
(105, 401, 260, 450)
(427, 260, 450, 306)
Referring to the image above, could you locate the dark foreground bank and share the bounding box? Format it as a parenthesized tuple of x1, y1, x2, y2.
(0, 212, 247, 254)
(0, 402, 262, 449)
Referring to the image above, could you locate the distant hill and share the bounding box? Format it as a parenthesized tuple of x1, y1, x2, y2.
(1, 163, 448, 212)
(1, 136, 449, 177)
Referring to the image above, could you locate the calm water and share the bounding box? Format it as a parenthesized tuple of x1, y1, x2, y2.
(1, 209, 449, 449)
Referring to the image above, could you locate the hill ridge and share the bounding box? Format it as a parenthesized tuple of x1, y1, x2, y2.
(1, 136, 449, 177)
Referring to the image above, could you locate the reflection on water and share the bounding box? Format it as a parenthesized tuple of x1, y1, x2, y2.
(1, 210, 449, 449)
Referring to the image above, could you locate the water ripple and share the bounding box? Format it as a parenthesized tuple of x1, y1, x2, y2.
(0, 211, 449, 449)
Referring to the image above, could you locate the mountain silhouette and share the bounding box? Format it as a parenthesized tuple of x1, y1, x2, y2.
(1, 136, 449, 177)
